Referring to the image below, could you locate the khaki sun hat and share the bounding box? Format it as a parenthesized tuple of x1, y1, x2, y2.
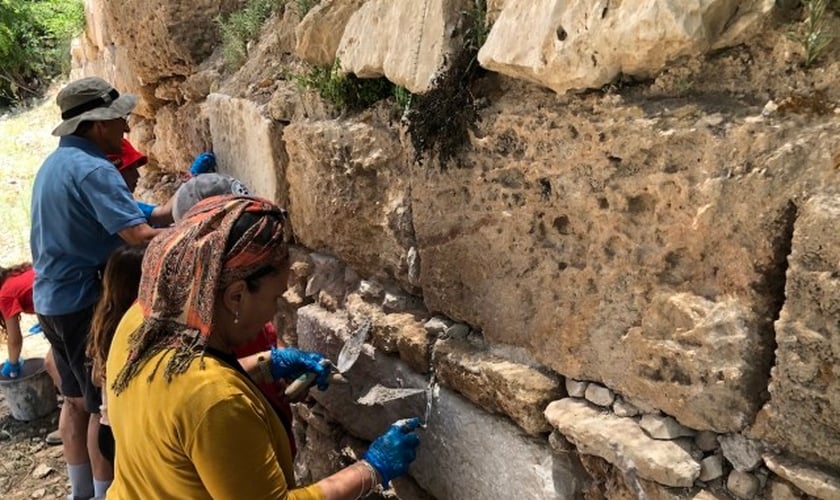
(52, 77, 138, 137)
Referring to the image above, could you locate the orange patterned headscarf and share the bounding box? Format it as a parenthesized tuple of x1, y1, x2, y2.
(112, 195, 288, 393)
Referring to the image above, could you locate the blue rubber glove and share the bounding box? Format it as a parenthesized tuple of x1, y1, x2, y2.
(28, 323, 42, 334)
(1, 359, 23, 379)
(269, 346, 331, 390)
(189, 152, 216, 176)
(363, 417, 421, 487)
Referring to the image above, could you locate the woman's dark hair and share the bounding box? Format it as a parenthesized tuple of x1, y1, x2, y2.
(225, 210, 288, 292)
(86, 244, 147, 384)
(0, 262, 32, 331)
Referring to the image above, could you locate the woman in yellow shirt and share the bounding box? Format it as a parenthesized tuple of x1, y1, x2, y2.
(106, 195, 420, 499)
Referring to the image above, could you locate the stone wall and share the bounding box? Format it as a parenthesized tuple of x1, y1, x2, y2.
(74, 0, 840, 498)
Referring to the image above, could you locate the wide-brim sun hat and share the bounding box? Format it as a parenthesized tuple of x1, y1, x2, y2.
(52, 77, 137, 137)
(172, 173, 252, 223)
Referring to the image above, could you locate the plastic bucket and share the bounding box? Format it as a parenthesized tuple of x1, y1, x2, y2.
(0, 357, 57, 421)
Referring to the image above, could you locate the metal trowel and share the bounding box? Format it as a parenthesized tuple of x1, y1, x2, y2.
(284, 319, 372, 400)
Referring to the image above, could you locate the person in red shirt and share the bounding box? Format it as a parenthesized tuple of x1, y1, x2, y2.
(0, 263, 36, 378)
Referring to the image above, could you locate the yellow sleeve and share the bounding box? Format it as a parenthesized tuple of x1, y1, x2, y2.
(187, 394, 325, 500)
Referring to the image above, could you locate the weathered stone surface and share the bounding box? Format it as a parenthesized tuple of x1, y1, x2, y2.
(150, 103, 211, 173)
(205, 93, 287, 204)
(751, 195, 840, 470)
(337, 0, 470, 93)
(295, 0, 368, 66)
(641, 414, 696, 440)
(584, 383, 615, 407)
(284, 118, 414, 288)
(719, 434, 763, 472)
(727, 470, 761, 499)
(435, 336, 561, 435)
(546, 399, 701, 487)
(623, 293, 766, 432)
(478, 0, 773, 94)
(699, 455, 724, 481)
(763, 453, 840, 500)
(412, 94, 840, 436)
(305, 253, 347, 304)
(101, 0, 233, 83)
(413, 386, 584, 499)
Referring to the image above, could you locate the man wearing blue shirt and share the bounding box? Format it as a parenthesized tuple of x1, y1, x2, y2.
(30, 77, 161, 500)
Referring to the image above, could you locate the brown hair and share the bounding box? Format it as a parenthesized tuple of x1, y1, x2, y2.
(0, 263, 32, 331)
(86, 245, 147, 385)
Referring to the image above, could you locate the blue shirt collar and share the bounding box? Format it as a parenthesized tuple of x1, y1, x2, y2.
(58, 135, 108, 160)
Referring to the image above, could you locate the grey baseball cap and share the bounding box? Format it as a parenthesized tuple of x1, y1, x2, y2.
(172, 173, 251, 222)
(52, 77, 137, 136)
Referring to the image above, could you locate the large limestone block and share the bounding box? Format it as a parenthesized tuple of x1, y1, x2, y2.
(283, 119, 414, 288)
(414, 387, 584, 499)
(434, 336, 562, 435)
(337, 0, 470, 93)
(411, 92, 840, 435)
(621, 293, 766, 432)
(102, 0, 232, 83)
(206, 93, 287, 204)
(751, 196, 840, 470)
(546, 398, 701, 487)
(295, 0, 368, 66)
(478, 0, 773, 94)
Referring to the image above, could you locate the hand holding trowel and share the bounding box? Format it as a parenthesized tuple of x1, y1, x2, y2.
(285, 319, 372, 400)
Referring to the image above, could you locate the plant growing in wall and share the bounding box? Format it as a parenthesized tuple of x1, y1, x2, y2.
(787, 0, 836, 67)
(295, 58, 394, 112)
(216, 0, 284, 69)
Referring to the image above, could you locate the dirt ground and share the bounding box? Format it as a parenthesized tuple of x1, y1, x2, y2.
(0, 397, 65, 500)
(0, 326, 69, 499)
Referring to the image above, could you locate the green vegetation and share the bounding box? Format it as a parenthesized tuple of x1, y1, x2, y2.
(788, 0, 836, 67)
(393, 85, 413, 118)
(464, 0, 489, 73)
(297, 0, 319, 17)
(216, 0, 284, 69)
(296, 59, 394, 112)
(0, 0, 84, 107)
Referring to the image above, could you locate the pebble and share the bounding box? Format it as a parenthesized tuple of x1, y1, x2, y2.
(727, 470, 760, 499)
(31, 463, 53, 479)
(584, 383, 615, 407)
(565, 379, 588, 398)
(700, 455, 724, 481)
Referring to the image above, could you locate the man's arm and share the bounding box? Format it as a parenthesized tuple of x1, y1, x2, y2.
(118, 223, 161, 244)
(147, 195, 174, 227)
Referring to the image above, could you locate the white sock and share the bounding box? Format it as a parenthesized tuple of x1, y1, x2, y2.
(67, 462, 94, 498)
(93, 479, 112, 497)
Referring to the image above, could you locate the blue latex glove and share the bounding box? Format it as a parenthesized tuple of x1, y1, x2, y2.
(189, 152, 216, 176)
(363, 417, 421, 487)
(269, 346, 331, 390)
(28, 323, 42, 334)
(1, 359, 23, 379)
